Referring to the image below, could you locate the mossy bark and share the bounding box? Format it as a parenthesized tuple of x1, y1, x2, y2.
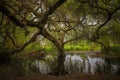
(52, 46, 68, 75)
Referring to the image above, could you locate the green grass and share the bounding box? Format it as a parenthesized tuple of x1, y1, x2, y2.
(64, 45, 98, 51)
(23, 42, 101, 56)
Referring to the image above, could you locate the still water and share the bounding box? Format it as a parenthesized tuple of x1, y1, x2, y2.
(11, 54, 120, 75)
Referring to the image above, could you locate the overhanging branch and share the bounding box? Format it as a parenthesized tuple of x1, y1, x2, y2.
(64, 35, 84, 44)
(10, 30, 41, 55)
(0, 0, 67, 54)
(95, 6, 120, 40)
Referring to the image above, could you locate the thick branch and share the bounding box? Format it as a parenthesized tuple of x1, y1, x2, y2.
(41, 29, 59, 47)
(39, 0, 67, 26)
(88, 0, 110, 14)
(95, 6, 120, 39)
(0, 4, 24, 27)
(0, 0, 66, 27)
(0, 1, 39, 27)
(10, 30, 41, 55)
(38, 0, 67, 47)
(0, 0, 67, 54)
(64, 35, 84, 44)
(6, 29, 19, 48)
(93, 39, 117, 52)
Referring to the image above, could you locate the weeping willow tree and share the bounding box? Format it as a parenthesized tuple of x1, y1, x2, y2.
(0, 0, 120, 75)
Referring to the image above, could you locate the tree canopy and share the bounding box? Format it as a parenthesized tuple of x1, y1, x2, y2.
(0, 0, 120, 75)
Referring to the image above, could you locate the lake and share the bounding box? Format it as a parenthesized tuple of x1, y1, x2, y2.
(11, 53, 120, 76)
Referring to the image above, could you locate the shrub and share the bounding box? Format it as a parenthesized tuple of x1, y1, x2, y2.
(0, 45, 9, 55)
(101, 45, 120, 55)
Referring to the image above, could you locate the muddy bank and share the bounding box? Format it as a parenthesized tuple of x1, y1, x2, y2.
(66, 50, 120, 58)
(0, 73, 120, 80)
(0, 65, 120, 80)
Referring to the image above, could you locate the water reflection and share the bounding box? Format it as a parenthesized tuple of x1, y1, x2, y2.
(64, 54, 120, 74)
(65, 54, 103, 74)
(35, 61, 51, 74)
(11, 58, 39, 76)
(11, 54, 120, 75)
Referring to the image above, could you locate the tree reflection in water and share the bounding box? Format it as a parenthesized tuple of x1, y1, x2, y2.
(11, 54, 120, 75)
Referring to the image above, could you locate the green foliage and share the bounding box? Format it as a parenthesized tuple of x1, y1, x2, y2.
(111, 46, 120, 54)
(45, 46, 53, 52)
(101, 48, 109, 54)
(101, 45, 120, 55)
(0, 45, 8, 54)
(64, 41, 101, 51)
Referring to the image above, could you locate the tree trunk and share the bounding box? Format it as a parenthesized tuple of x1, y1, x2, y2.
(52, 46, 68, 75)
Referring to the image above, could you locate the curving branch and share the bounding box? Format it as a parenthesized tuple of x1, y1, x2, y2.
(10, 30, 41, 55)
(0, 0, 67, 29)
(0, 0, 67, 55)
(5, 29, 19, 48)
(95, 6, 120, 39)
(101, 0, 117, 7)
(64, 34, 84, 44)
(88, 0, 110, 14)
(0, 5, 24, 27)
(39, 0, 67, 28)
(87, 0, 120, 40)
